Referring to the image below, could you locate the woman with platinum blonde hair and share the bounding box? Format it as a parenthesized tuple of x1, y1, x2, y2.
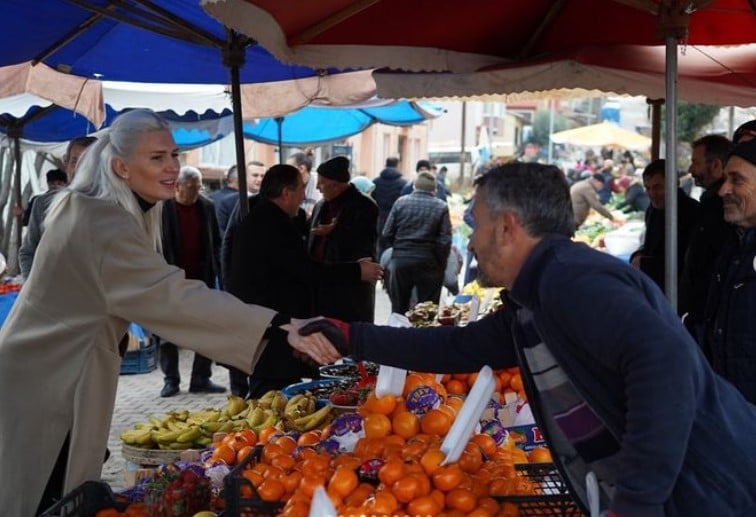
(0, 109, 339, 515)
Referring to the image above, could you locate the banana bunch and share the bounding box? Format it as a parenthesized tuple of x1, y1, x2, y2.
(285, 402, 333, 432)
(256, 389, 288, 413)
(283, 393, 318, 419)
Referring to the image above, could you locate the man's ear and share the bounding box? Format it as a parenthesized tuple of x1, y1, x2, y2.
(499, 211, 521, 244)
(112, 157, 129, 180)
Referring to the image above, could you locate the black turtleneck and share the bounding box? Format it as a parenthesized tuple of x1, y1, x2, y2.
(133, 191, 156, 212)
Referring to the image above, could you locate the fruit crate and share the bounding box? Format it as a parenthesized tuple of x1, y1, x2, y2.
(222, 445, 284, 517)
(40, 481, 128, 517)
(120, 339, 156, 375)
(494, 463, 583, 516)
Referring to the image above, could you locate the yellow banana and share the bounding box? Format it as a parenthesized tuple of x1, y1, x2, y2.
(293, 404, 332, 432)
(177, 427, 202, 443)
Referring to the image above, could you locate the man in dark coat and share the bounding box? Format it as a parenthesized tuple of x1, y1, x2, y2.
(209, 164, 240, 236)
(227, 164, 380, 397)
(308, 156, 379, 323)
(372, 156, 407, 256)
(630, 159, 700, 296)
(703, 139, 756, 404)
(159, 166, 225, 397)
(679, 134, 734, 349)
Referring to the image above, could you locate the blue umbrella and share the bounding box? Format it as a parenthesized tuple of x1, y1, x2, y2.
(244, 101, 445, 156)
(2, 0, 372, 217)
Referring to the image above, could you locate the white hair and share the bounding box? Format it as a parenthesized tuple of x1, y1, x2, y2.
(178, 165, 202, 184)
(46, 109, 171, 252)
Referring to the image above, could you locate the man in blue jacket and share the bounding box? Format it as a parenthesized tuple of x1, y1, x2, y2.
(295, 162, 756, 517)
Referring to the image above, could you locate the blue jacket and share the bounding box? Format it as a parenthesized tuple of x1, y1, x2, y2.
(704, 227, 756, 403)
(352, 235, 756, 516)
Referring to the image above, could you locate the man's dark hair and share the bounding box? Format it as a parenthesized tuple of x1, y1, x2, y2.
(475, 162, 574, 238)
(692, 134, 733, 164)
(591, 173, 606, 183)
(65, 135, 97, 160)
(385, 156, 399, 168)
(259, 164, 301, 200)
(46, 169, 68, 184)
(226, 164, 238, 183)
(416, 159, 431, 172)
(642, 159, 666, 180)
(289, 151, 313, 172)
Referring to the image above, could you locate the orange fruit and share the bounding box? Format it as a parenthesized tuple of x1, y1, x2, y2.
(378, 459, 406, 486)
(392, 411, 420, 439)
(363, 413, 392, 438)
(528, 446, 553, 463)
(210, 444, 236, 465)
(446, 488, 477, 513)
(298, 474, 328, 498)
(280, 471, 303, 493)
(437, 403, 457, 419)
(470, 434, 498, 457)
(420, 448, 447, 475)
(446, 379, 468, 396)
(261, 443, 285, 463)
(297, 431, 321, 446)
(369, 491, 399, 514)
(257, 478, 286, 502)
(258, 426, 278, 444)
(466, 507, 494, 517)
(362, 392, 398, 415)
(392, 475, 421, 503)
(509, 373, 523, 392)
(478, 497, 501, 514)
(432, 465, 465, 492)
(344, 482, 374, 507)
(421, 408, 453, 436)
(236, 445, 255, 464)
(274, 435, 298, 454)
(271, 454, 296, 472)
(406, 495, 443, 516)
(447, 396, 464, 412)
(328, 466, 359, 498)
(458, 442, 484, 474)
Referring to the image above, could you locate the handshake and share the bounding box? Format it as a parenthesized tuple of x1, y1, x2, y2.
(282, 317, 352, 365)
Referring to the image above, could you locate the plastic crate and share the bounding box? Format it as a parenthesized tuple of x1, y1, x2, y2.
(120, 340, 157, 375)
(494, 463, 583, 516)
(223, 446, 284, 517)
(40, 481, 128, 517)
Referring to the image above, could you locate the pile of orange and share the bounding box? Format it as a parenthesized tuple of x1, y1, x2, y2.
(439, 367, 526, 402)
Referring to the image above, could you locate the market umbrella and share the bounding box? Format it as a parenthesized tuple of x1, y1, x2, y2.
(1, 0, 377, 220)
(243, 100, 444, 151)
(550, 121, 652, 151)
(204, 0, 756, 310)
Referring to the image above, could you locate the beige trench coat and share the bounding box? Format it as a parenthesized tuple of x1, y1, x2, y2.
(0, 193, 276, 515)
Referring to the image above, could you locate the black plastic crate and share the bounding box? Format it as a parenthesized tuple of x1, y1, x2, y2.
(494, 463, 582, 516)
(222, 445, 284, 517)
(120, 340, 157, 375)
(40, 481, 128, 517)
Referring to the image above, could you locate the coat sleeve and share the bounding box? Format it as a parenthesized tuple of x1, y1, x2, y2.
(351, 309, 517, 373)
(100, 219, 276, 375)
(587, 191, 614, 220)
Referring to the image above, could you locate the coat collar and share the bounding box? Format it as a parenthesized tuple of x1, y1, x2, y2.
(508, 234, 571, 309)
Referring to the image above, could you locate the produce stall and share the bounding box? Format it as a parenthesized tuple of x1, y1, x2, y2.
(51, 298, 582, 517)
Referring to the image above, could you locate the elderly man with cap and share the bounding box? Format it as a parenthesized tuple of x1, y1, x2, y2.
(702, 139, 756, 403)
(308, 156, 380, 323)
(383, 170, 452, 314)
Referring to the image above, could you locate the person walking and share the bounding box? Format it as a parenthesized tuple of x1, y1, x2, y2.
(294, 162, 756, 517)
(372, 156, 407, 256)
(158, 166, 226, 397)
(383, 171, 451, 313)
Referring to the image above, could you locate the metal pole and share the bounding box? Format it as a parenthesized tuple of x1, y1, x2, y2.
(11, 129, 23, 273)
(224, 31, 248, 218)
(276, 117, 284, 164)
(548, 99, 555, 163)
(664, 35, 678, 310)
(459, 101, 467, 186)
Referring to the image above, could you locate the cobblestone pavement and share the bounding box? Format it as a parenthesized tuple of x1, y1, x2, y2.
(103, 286, 392, 490)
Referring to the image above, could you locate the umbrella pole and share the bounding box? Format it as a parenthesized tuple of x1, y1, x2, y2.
(663, 35, 678, 311)
(647, 98, 663, 161)
(10, 126, 23, 275)
(276, 117, 284, 164)
(224, 30, 249, 218)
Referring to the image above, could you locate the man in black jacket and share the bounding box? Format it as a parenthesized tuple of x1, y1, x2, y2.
(372, 156, 407, 256)
(679, 134, 733, 350)
(158, 166, 225, 397)
(227, 164, 381, 397)
(630, 160, 699, 295)
(309, 156, 379, 323)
